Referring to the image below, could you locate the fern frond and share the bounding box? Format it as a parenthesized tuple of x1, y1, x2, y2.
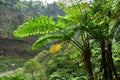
(32, 34, 65, 50)
(13, 15, 59, 38)
(70, 49, 80, 59)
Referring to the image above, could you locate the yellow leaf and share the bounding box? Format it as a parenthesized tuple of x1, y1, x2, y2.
(49, 43, 62, 54)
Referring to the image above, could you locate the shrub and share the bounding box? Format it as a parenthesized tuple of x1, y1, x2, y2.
(24, 58, 47, 80)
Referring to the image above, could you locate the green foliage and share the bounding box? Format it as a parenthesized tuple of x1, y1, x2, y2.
(22, 49, 88, 80)
(113, 42, 120, 73)
(13, 14, 71, 50)
(0, 73, 26, 80)
(32, 34, 65, 50)
(13, 15, 57, 37)
(87, 0, 119, 41)
(113, 42, 120, 54)
(46, 48, 87, 79)
(23, 58, 47, 80)
(13, 0, 120, 80)
(13, 14, 76, 50)
(0, 57, 30, 72)
(69, 47, 80, 59)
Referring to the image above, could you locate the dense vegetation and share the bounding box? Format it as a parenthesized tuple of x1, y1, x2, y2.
(0, 57, 32, 72)
(0, 0, 120, 80)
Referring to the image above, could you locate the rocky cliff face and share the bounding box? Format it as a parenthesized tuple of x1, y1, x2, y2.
(0, 38, 33, 57)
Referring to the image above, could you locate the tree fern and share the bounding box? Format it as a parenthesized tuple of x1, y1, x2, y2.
(13, 13, 79, 50)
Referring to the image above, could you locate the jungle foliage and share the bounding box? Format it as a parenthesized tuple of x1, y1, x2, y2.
(13, 0, 120, 80)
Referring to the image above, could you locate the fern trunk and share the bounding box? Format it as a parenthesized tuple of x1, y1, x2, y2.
(82, 38, 94, 80)
(107, 42, 119, 80)
(83, 51, 94, 80)
(100, 40, 108, 80)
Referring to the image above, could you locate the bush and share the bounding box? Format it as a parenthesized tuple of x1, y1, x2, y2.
(24, 58, 47, 80)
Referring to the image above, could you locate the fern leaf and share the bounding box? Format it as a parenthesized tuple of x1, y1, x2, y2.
(13, 15, 59, 38)
(32, 34, 65, 50)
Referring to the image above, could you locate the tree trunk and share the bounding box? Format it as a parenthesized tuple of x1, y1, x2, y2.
(83, 52, 94, 80)
(100, 40, 108, 80)
(106, 48, 113, 80)
(82, 39, 94, 80)
(107, 42, 119, 80)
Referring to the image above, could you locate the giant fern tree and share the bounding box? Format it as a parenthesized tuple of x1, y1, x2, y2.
(14, 1, 95, 79)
